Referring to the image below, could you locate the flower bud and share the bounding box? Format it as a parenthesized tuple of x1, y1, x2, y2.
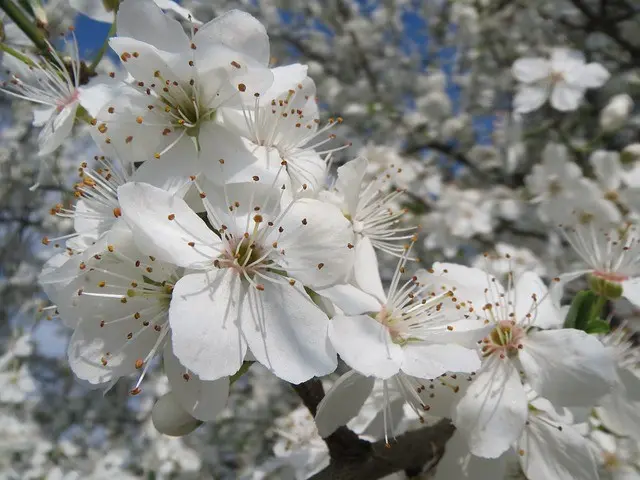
(152, 392, 202, 437)
(599, 94, 634, 132)
(588, 274, 623, 300)
(621, 143, 640, 165)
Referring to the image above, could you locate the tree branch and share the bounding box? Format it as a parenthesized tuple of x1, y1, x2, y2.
(309, 419, 455, 480)
(292, 379, 455, 479)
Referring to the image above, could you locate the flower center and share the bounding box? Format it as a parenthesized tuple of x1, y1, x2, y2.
(481, 320, 525, 358)
(215, 236, 270, 280)
(550, 71, 565, 83)
(56, 89, 79, 112)
(376, 306, 407, 344)
(592, 271, 629, 283)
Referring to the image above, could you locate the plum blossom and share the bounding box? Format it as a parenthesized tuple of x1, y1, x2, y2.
(436, 396, 600, 480)
(118, 180, 353, 384)
(320, 157, 415, 296)
(513, 48, 610, 113)
(92, 0, 275, 191)
(324, 249, 485, 381)
(0, 31, 116, 158)
(558, 222, 640, 307)
(436, 263, 616, 458)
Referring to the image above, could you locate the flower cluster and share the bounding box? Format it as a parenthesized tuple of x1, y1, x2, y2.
(2, 0, 640, 478)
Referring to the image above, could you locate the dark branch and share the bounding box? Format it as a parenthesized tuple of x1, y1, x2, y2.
(292, 379, 455, 479)
(309, 419, 455, 480)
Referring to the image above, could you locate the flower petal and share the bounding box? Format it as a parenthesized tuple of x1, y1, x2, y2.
(164, 342, 229, 421)
(116, 0, 188, 53)
(318, 283, 381, 316)
(118, 182, 220, 269)
(514, 271, 563, 329)
(567, 63, 610, 89)
(433, 430, 509, 480)
(621, 277, 640, 308)
(194, 10, 270, 66)
(274, 198, 354, 288)
(241, 281, 337, 384)
(402, 344, 480, 379)
(519, 412, 598, 480)
(512, 58, 550, 83)
(315, 370, 375, 437)
(353, 236, 387, 303)
(514, 85, 549, 114)
(519, 329, 615, 406)
(169, 270, 247, 381)
(38, 103, 78, 156)
(329, 314, 402, 379)
(551, 83, 585, 111)
(453, 356, 528, 458)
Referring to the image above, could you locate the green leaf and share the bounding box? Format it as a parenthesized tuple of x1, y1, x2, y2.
(563, 290, 598, 330)
(585, 319, 611, 335)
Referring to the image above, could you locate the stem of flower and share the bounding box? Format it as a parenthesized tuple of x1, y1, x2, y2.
(88, 16, 117, 73)
(0, 0, 48, 52)
(0, 41, 36, 66)
(229, 360, 254, 384)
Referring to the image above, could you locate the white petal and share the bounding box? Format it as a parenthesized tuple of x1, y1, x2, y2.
(77, 75, 124, 117)
(241, 281, 337, 384)
(329, 314, 402, 379)
(512, 58, 550, 83)
(597, 367, 640, 441)
(551, 83, 585, 111)
(453, 356, 528, 458)
(109, 37, 186, 85)
(622, 277, 640, 308)
(116, 0, 188, 53)
(117, 182, 220, 269)
(514, 85, 549, 113)
(69, 0, 115, 22)
(335, 157, 368, 217)
(130, 133, 199, 194)
(402, 344, 480, 379)
(550, 48, 585, 73)
(32, 106, 55, 127)
(550, 270, 591, 307)
(513, 271, 563, 329)
(274, 198, 354, 288)
(519, 329, 615, 406)
(262, 64, 309, 101)
(433, 431, 508, 480)
(318, 283, 381, 316)
(38, 103, 77, 156)
(519, 413, 598, 480)
(194, 10, 270, 66)
(164, 342, 229, 421)
(169, 270, 247, 381)
(353, 236, 387, 303)
(68, 310, 162, 386)
(567, 63, 610, 89)
(315, 370, 375, 437)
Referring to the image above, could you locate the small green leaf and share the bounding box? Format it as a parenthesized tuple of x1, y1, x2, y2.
(563, 290, 598, 330)
(585, 319, 611, 335)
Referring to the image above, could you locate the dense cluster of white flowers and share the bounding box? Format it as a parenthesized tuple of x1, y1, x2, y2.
(1, 0, 639, 478)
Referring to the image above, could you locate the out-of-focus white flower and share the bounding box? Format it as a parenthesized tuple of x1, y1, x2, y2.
(590, 430, 640, 480)
(0, 364, 38, 403)
(513, 48, 609, 113)
(473, 243, 546, 278)
(600, 94, 634, 132)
